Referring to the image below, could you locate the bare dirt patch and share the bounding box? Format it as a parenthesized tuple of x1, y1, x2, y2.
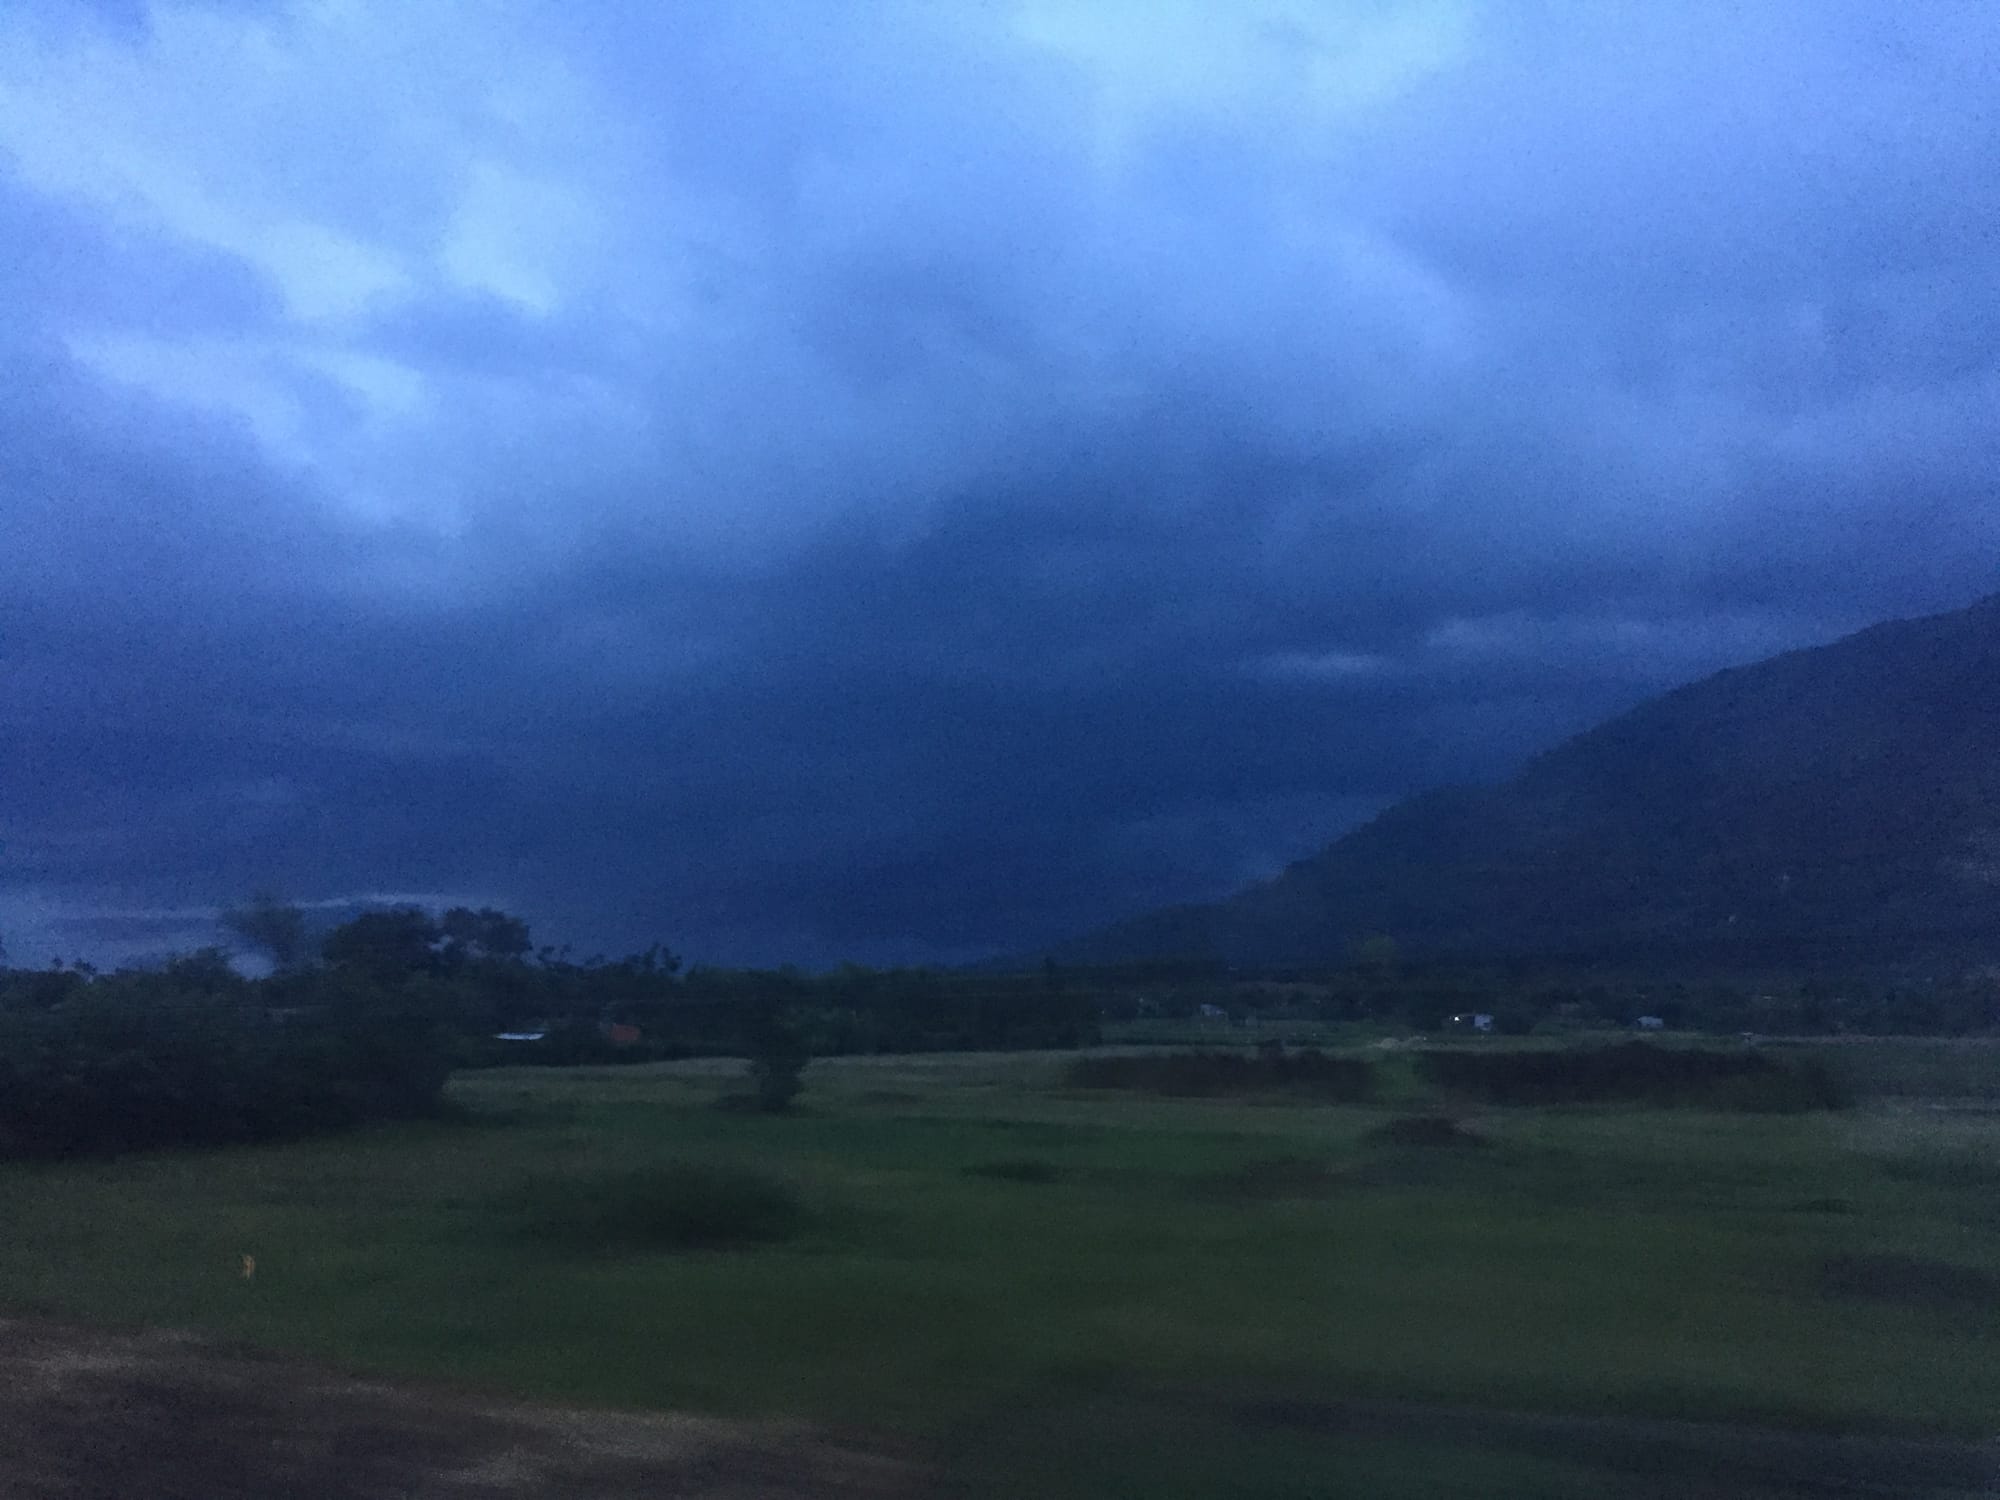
(1232, 1394, 2000, 1498)
(0, 1319, 923, 1500)
(1819, 1252, 2000, 1309)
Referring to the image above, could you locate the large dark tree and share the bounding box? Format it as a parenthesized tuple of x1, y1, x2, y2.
(321, 906, 444, 984)
(439, 906, 533, 964)
(744, 999, 810, 1112)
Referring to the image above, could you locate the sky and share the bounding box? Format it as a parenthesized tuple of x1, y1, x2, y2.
(2, 0, 1996, 970)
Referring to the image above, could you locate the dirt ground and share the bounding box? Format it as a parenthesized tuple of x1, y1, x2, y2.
(0, 1319, 925, 1500)
(6, 1317, 1995, 1498)
(1230, 1394, 2000, 1498)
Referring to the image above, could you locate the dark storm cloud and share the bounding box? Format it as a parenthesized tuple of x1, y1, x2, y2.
(1, 1, 1995, 966)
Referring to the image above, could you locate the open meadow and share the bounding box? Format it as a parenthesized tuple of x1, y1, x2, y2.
(4, 1039, 1999, 1498)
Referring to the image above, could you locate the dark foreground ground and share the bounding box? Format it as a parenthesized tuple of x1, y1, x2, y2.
(0, 1319, 921, 1500)
(6, 1045, 2000, 1497)
(5, 1318, 1995, 1499)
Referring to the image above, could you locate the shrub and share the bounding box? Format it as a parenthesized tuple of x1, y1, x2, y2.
(0, 980, 451, 1158)
(1414, 1042, 1848, 1111)
(744, 1003, 811, 1112)
(520, 1163, 805, 1250)
(1368, 1114, 1488, 1148)
(1069, 1048, 1375, 1101)
(964, 1157, 1063, 1183)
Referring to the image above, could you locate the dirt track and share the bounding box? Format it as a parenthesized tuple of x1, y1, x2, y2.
(0, 1319, 923, 1500)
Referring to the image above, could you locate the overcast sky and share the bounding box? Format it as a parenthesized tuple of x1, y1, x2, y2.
(2, 0, 1996, 969)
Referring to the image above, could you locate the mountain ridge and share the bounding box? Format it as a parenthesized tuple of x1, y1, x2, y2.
(1051, 593, 2000, 969)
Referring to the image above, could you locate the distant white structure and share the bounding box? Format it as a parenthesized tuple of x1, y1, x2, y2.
(495, 1030, 547, 1042)
(1635, 1015, 1666, 1031)
(1451, 1013, 1495, 1033)
(1198, 1003, 1228, 1020)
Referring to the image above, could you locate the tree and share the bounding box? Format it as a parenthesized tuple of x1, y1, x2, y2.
(439, 906, 532, 964)
(321, 906, 443, 984)
(625, 942, 681, 978)
(744, 1000, 810, 1112)
(161, 947, 240, 990)
(221, 892, 309, 972)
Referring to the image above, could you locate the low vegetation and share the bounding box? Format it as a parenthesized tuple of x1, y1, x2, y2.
(0, 969, 449, 1157)
(745, 1001, 812, 1112)
(3, 1044, 1998, 1500)
(1068, 1047, 1375, 1099)
(0, 901, 1123, 1155)
(517, 1162, 807, 1251)
(1415, 1040, 1849, 1111)
(962, 1156, 1064, 1183)
(1366, 1113, 1488, 1148)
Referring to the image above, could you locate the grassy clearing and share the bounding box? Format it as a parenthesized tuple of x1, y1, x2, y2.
(1415, 1039, 1849, 1110)
(2, 1042, 1997, 1498)
(1367, 1113, 1490, 1148)
(514, 1161, 807, 1250)
(1796, 1036, 2000, 1101)
(1069, 1046, 1375, 1099)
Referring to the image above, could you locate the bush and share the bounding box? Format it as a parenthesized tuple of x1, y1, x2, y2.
(520, 1163, 805, 1250)
(964, 1157, 1063, 1183)
(1414, 1042, 1848, 1111)
(744, 1003, 811, 1112)
(0, 979, 451, 1158)
(1069, 1048, 1375, 1101)
(1368, 1114, 1488, 1148)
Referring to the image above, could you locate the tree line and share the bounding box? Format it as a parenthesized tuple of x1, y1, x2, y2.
(3, 897, 1989, 1159)
(0, 897, 1102, 1157)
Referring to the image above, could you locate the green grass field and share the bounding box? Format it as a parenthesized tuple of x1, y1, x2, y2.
(4, 1044, 1998, 1498)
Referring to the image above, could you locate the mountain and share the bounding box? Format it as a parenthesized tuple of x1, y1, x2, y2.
(1055, 594, 2000, 969)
